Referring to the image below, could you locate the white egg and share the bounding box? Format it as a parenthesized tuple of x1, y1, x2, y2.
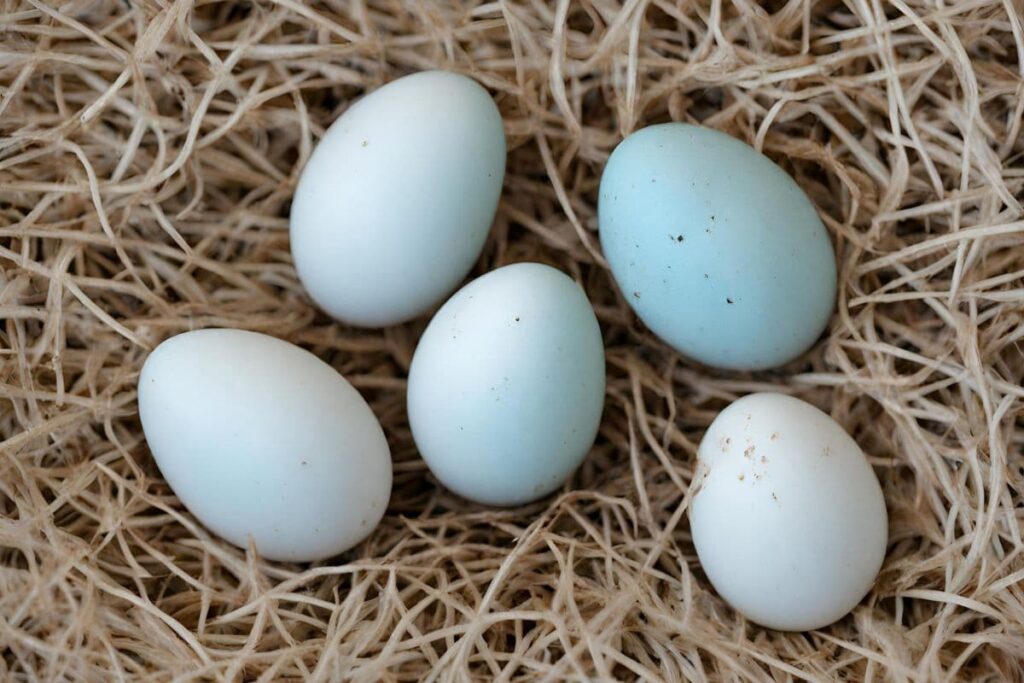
(290, 70, 506, 327)
(689, 393, 887, 630)
(138, 329, 392, 562)
(407, 263, 605, 506)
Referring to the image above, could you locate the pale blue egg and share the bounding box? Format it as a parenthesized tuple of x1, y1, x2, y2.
(598, 123, 837, 370)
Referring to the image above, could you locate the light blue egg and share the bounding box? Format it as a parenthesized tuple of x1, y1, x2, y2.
(598, 123, 837, 370)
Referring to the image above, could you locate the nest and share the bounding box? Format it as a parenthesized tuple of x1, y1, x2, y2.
(2, 0, 1023, 680)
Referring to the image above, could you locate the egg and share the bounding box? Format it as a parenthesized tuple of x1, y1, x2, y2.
(407, 263, 605, 506)
(598, 123, 837, 370)
(688, 393, 887, 630)
(138, 329, 392, 562)
(290, 70, 506, 327)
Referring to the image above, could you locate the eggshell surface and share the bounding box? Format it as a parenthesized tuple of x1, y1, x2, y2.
(598, 123, 836, 370)
(689, 393, 888, 631)
(407, 263, 605, 506)
(139, 329, 392, 562)
(290, 70, 506, 327)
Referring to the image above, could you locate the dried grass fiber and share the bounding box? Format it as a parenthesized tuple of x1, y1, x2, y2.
(2, 0, 1024, 680)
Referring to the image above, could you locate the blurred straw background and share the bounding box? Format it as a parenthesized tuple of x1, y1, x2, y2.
(1, 0, 1023, 680)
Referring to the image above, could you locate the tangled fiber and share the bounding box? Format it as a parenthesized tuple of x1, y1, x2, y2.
(2, 0, 1023, 680)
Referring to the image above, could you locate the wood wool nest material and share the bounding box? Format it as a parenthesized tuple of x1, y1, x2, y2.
(1, 0, 1023, 680)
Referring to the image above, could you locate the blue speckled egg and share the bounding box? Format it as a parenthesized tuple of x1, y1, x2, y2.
(598, 123, 837, 370)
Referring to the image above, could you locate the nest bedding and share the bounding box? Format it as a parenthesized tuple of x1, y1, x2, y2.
(1, 0, 1024, 680)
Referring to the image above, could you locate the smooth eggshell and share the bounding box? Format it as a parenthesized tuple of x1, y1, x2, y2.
(290, 70, 506, 327)
(598, 123, 837, 370)
(139, 329, 392, 562)
(407, 263, 605, 506)
(689, 393, 887, 630)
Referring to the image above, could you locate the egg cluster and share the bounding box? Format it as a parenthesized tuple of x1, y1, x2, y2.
(138, 71, 887, 631)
